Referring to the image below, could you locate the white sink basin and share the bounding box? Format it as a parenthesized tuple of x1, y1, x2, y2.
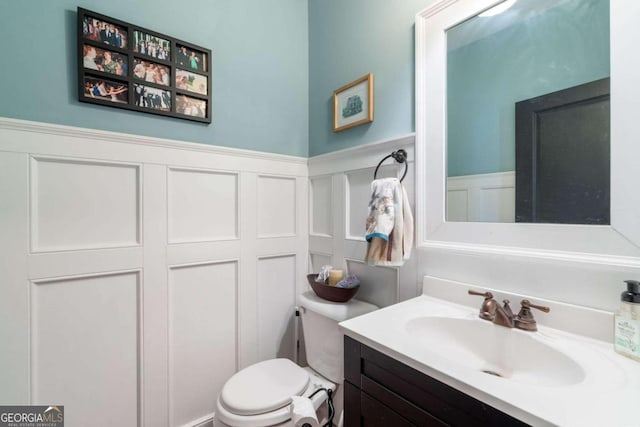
(339, 281, 640, 426)
(404, 316, 586, 387)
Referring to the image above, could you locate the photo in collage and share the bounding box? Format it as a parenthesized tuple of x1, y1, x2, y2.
(82, 16, 127, 49)
(134, 84, 171, 111)
(176, 95, 206, 118)
(175, 69, 207, 96)
(83, 45, 127, 76)
(134, 59, 170, 87)
(83, 76, 128, 104)
(134, 31, 171, 61)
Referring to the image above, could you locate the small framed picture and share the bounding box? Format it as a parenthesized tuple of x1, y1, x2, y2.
(134, 84, 171, 111)
(133, 59, 171, 86)
(333, 73, 374, 132)
(176, 94, 207, 118)
(83, 76, 128, 104)
(175, 68, 208, 95)
(82, 15, 127, 49)
(83, 44, 128, 76)
(176, 44, 207, 72)
(133, 30, 171, 61)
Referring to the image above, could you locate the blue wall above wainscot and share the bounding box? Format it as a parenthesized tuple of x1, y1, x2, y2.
(308, 0, 437, 157)
(0, 0, 309, 157)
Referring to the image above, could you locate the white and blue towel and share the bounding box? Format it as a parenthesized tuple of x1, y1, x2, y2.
(364, 178, 413, 266)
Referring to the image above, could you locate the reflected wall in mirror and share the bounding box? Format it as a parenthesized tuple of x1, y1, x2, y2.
(445, 0, 610, 224)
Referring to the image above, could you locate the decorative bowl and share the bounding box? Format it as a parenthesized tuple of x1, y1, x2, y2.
(306, 274, 359, 303)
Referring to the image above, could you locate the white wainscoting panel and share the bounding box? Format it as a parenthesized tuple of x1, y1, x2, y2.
(168, 261, 238, 427)
(256, 255, 296, 361)
(0, 118, 308, 427)
(446, 172, 515, 223)
(446, 190, 469, 222)
(345, 169, 371, 241)
(308, 135, 416, 308)
(168, 168, 238, 244)
(257, 176, 296, 238)
(345, 259, 398, 309)
(30, 157, 140, 252)
(309, 252, 332, 274)
(309, 176, 333, 237)
(31, 271, 140, 427)
(0, 152, 29, 403)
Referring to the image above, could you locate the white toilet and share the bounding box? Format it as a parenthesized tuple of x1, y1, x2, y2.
(214, 291, 378, 427)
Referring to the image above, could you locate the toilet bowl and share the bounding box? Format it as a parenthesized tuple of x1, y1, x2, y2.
(213, 291, 378, 427)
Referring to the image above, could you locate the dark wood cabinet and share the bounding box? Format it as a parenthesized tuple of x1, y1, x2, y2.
(344, 336, 530, 427)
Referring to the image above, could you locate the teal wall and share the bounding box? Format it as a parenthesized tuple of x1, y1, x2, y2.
(308, 0, 436, 157)
(0, 0, 309, 157)
(447, 0, 609, 177)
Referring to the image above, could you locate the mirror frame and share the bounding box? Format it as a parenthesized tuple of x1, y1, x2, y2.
(415, 0, 640, 265)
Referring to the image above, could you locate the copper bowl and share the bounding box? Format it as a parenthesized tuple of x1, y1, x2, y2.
(306, 274, 359, 303)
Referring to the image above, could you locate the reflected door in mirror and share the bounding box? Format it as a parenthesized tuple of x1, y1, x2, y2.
(515, 78, 610, 224)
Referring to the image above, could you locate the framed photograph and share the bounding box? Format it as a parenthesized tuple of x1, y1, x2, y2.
(134, 84, 171, 111)
(133, 59, 170, 86)
(83, 76, 128, 104)
(176, 45, 207, 72)
(82, 15, 127, 49)
(176, 94, 207, 118)
(333, 73, 374, 132)
(78, 7, 212, 123)
(176, 69, 208, 95)
(83, 45, 127, 76)
(133, 30, 171, 61)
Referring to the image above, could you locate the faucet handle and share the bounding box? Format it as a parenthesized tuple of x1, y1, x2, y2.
(522, 299, 550, 313)
(515, 299, 550, 331)
(468, 290, 493, 299)
(468, 290, 497, 321)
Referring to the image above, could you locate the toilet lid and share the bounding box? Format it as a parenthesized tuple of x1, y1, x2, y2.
(220, 358, 310, 416)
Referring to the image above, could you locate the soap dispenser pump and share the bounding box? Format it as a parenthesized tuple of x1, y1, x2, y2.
(614, 280, 640, 362)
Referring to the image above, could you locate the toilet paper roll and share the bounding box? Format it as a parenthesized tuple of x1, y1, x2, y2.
(290, 396, 319, 427)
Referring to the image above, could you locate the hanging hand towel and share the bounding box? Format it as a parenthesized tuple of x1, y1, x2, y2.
(364, 177, 413, 266)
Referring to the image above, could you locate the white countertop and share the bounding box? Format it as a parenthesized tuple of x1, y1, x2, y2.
(339, 278, 640, 427)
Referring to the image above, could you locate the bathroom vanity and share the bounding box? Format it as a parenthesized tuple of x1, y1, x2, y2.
(344, 336, 526, 426)
(340, 276, 640, 427)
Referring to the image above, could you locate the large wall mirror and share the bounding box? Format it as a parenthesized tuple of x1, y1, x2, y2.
(447, 0, 609, 224)
(415, 0, 640, 261)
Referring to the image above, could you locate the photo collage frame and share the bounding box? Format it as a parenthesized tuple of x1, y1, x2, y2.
(78, 8, 212, 123)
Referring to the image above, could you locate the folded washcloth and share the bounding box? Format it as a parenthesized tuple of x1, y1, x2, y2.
(316, 265, 333, 283)
(364, 177, 413, 266)
(336, 274, 360, 288)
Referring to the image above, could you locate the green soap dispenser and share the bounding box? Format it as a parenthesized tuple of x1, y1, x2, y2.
(614, 280, 640, 361)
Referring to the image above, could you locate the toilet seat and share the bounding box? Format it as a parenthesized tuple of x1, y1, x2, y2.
(220, 359, 310, 416)
(214, 366, 335, 427)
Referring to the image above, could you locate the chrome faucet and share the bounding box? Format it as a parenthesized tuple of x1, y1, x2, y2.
(469, 290, 549, 331)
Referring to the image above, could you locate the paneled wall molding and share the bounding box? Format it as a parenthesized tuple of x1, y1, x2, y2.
(308, 133, 415, 177)
(446, 171, 515, 223)
(0, 118, 308, 427)
(0, 117, 307, 176)
(308, 134, 416, 308)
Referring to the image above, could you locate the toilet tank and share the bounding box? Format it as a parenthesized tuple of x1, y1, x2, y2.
(299, 291, 378, 383)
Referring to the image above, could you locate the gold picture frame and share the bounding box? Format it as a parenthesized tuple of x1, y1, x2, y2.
(333, 73, 374, 132)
